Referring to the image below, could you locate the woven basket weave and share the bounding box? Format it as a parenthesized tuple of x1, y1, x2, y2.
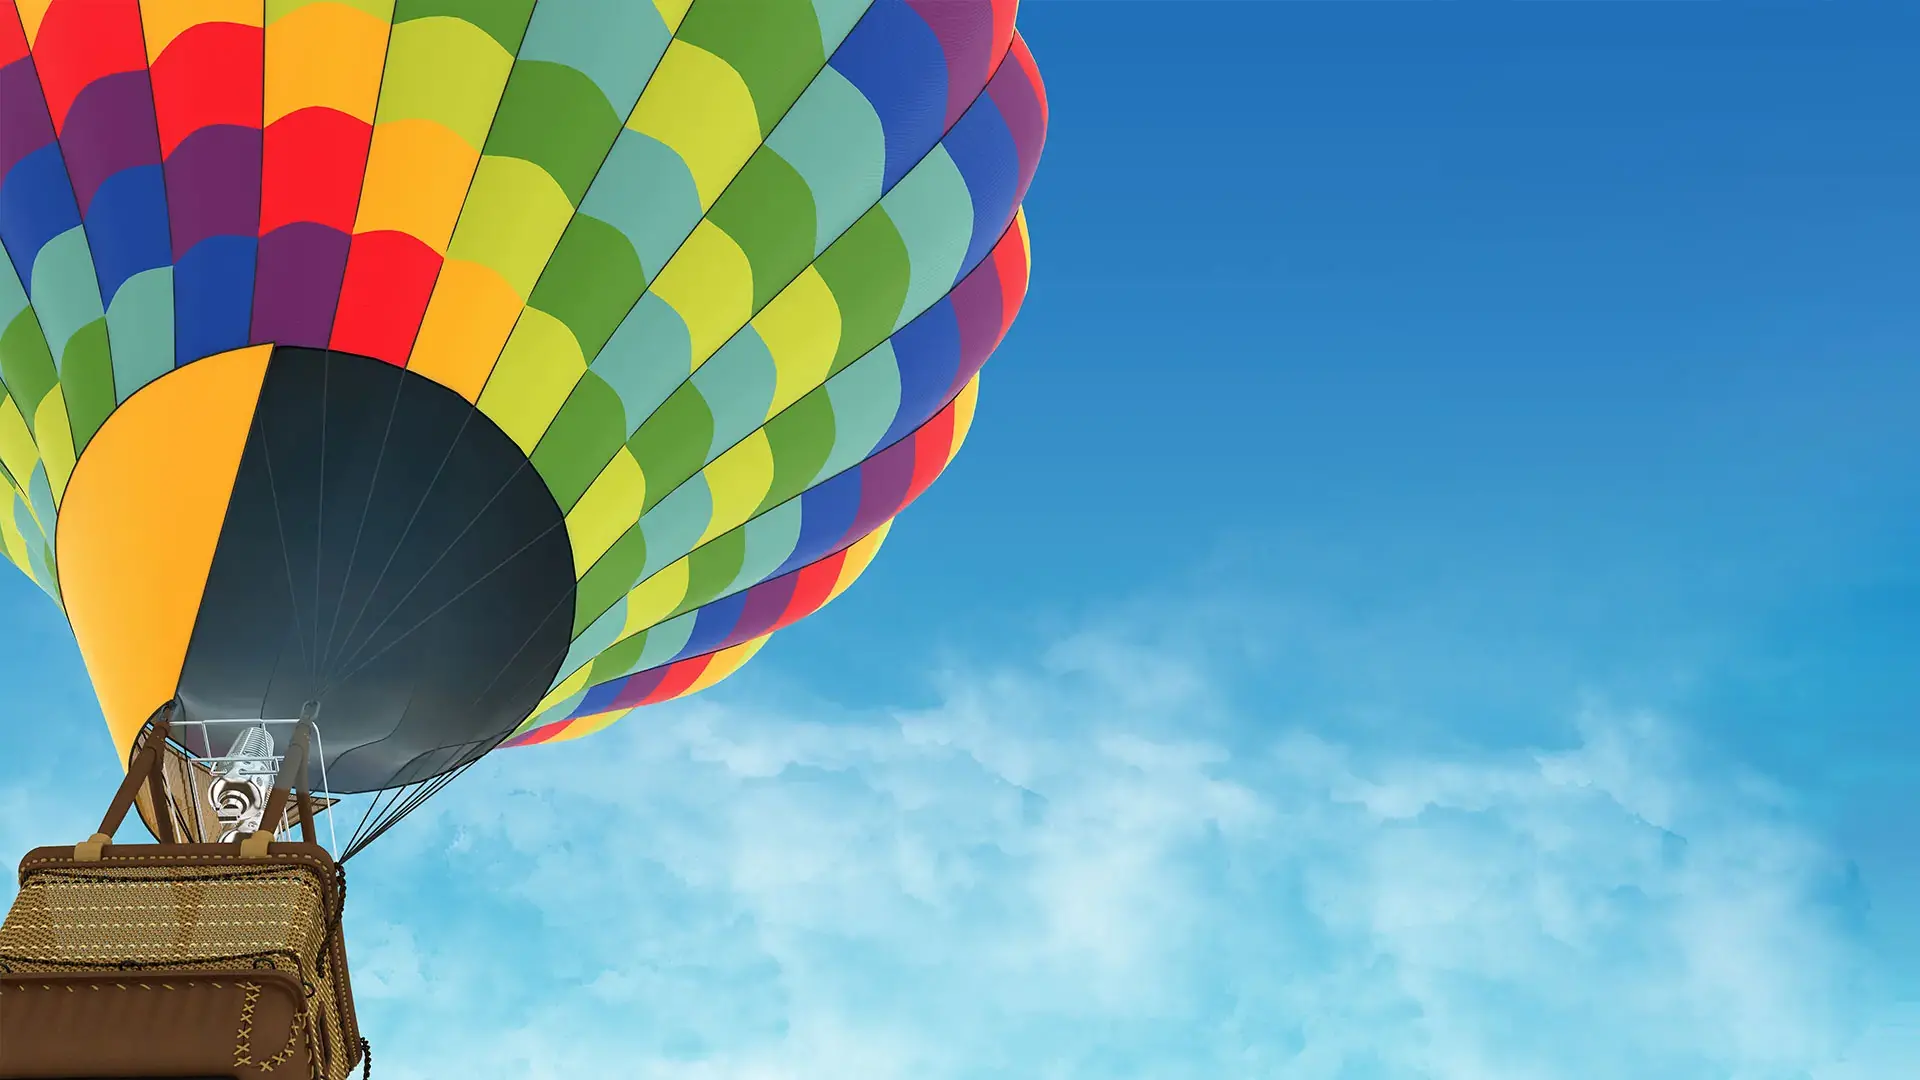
(0, 706, 362, 1080)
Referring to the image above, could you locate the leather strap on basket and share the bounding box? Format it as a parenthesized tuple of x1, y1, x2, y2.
(242, 714, 318, 855)
(75, 700, 179, 859)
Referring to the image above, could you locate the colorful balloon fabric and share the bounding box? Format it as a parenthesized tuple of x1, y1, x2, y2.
(0, 0, 1046, 792)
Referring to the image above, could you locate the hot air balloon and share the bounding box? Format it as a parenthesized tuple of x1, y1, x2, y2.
(0, 0, 1048, 855)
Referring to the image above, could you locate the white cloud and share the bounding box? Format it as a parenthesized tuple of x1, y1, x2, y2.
(328, 616, 1894, 1080)
(0, 605, 1888, 1079)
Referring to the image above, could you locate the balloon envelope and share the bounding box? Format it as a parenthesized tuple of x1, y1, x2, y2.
(0, 0, 1046, 794)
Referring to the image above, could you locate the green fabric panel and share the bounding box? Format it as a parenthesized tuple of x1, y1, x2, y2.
(678, 527, 747, 615)
(812, 0, 875, 53)
(529, 214, 646, 360)
(814, 339, 902, 483)
(586, 627, 650, 682)
(104, 267, 174, 403)
(705, 150, 817, 312)
(628, 382, 714, 514)
(576, 132, 702, 283)
(58, 318, 114, 453)
(0, 400, 19, 493)
(590, 292, 689, 428)
(26, 467, 53, 541)
(677, 0, 826, 137)
(516, 0, 670, 111)
(533, 372, 629, 512)
(687, 327, 775, 460)
(0, 309, 57, 418)
(30, 536, 57, 601)
(268, 0, 393, 23)
(392, 0, 534, 50)
(758, 387, 836, 512)
(765, 67, 885, 256)
(27, 228, 104, 352)
(482, 61, 621, 205)
(559, 597, 625, 678)
(731, 498, 803, 592)
(628, 612, 693, 672)
(573, 525, 648, 634)
(813, 208, 909, 373)
(879, 146, 974, 330)
(634, 478, 710, 579)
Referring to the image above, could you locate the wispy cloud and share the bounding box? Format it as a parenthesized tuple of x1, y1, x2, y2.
(337, 617, 1890, 1080)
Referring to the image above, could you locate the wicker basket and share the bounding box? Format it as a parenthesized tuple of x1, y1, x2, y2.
(0, 706, 363, 1079)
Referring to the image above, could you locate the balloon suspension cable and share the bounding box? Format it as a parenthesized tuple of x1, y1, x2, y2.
(333, 733, 503, 862)
(148, 701, 504, 861)
(149, 707, 503, 857)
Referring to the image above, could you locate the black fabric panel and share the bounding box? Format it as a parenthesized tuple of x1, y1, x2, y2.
(175, 348, 576, 793)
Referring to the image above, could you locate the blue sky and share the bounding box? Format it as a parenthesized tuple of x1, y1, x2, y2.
(3, 3, 1918, 1077)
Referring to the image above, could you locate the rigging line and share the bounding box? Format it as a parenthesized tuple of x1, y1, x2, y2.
(469, 636, 580, 743)
(343, 742, 442, 854)
(323, 514, 568, 695)
(366, 772, 463, 843)
(311, 355, 329, 689)
(344, 746, 493, 860)
(253, 623, 303, 720)
(323, 681, 424, 847)
(257, 405, 315, 681)
(335, 707, 448, 851)
(319, 363, 408, 673)
(321, 405, 477, 682)
(344, 777, 408, 854)
(342, 742, 475, 856)
(317, 455, 541, 694)
(344, 781, 421, 858)
(375, 751, 473, 829)
(464, 582, 578, 708)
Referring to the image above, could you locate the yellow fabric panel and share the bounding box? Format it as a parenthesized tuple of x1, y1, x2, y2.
(406, 259, 522, 403)
(532, 663, 594, 717)
(951, 374, 980, 452)
(647, 220, 752, 372)
(697, 429, 773, 546)
(649, 0, 692, 33)
(0, 491, 30, 577)
(139, 0, 262, 61)
(444, 156, 574, 299)
(566, 447, 645, 574)
(372, 16, 512, 148)
(620, 558, 689, 639)
(627, 41, 760, 209)
(828, 520, 890, 605)
(684, 635, 768, 695)
(475, 307, 586, 452)
(352, 117, 480, 253)
(33, 387, 75, 504)
(56, 345, 270, 765)
(16, 0, 52, 43)
(410, 159, 576, 395)
(754, 267, 841, 418)
(548, 706, 634, 744)
(264, 1, 391, 124)
(0, 397, 41, 512)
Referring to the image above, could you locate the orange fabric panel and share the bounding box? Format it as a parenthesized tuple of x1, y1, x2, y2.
(56, 346, 270, 764)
